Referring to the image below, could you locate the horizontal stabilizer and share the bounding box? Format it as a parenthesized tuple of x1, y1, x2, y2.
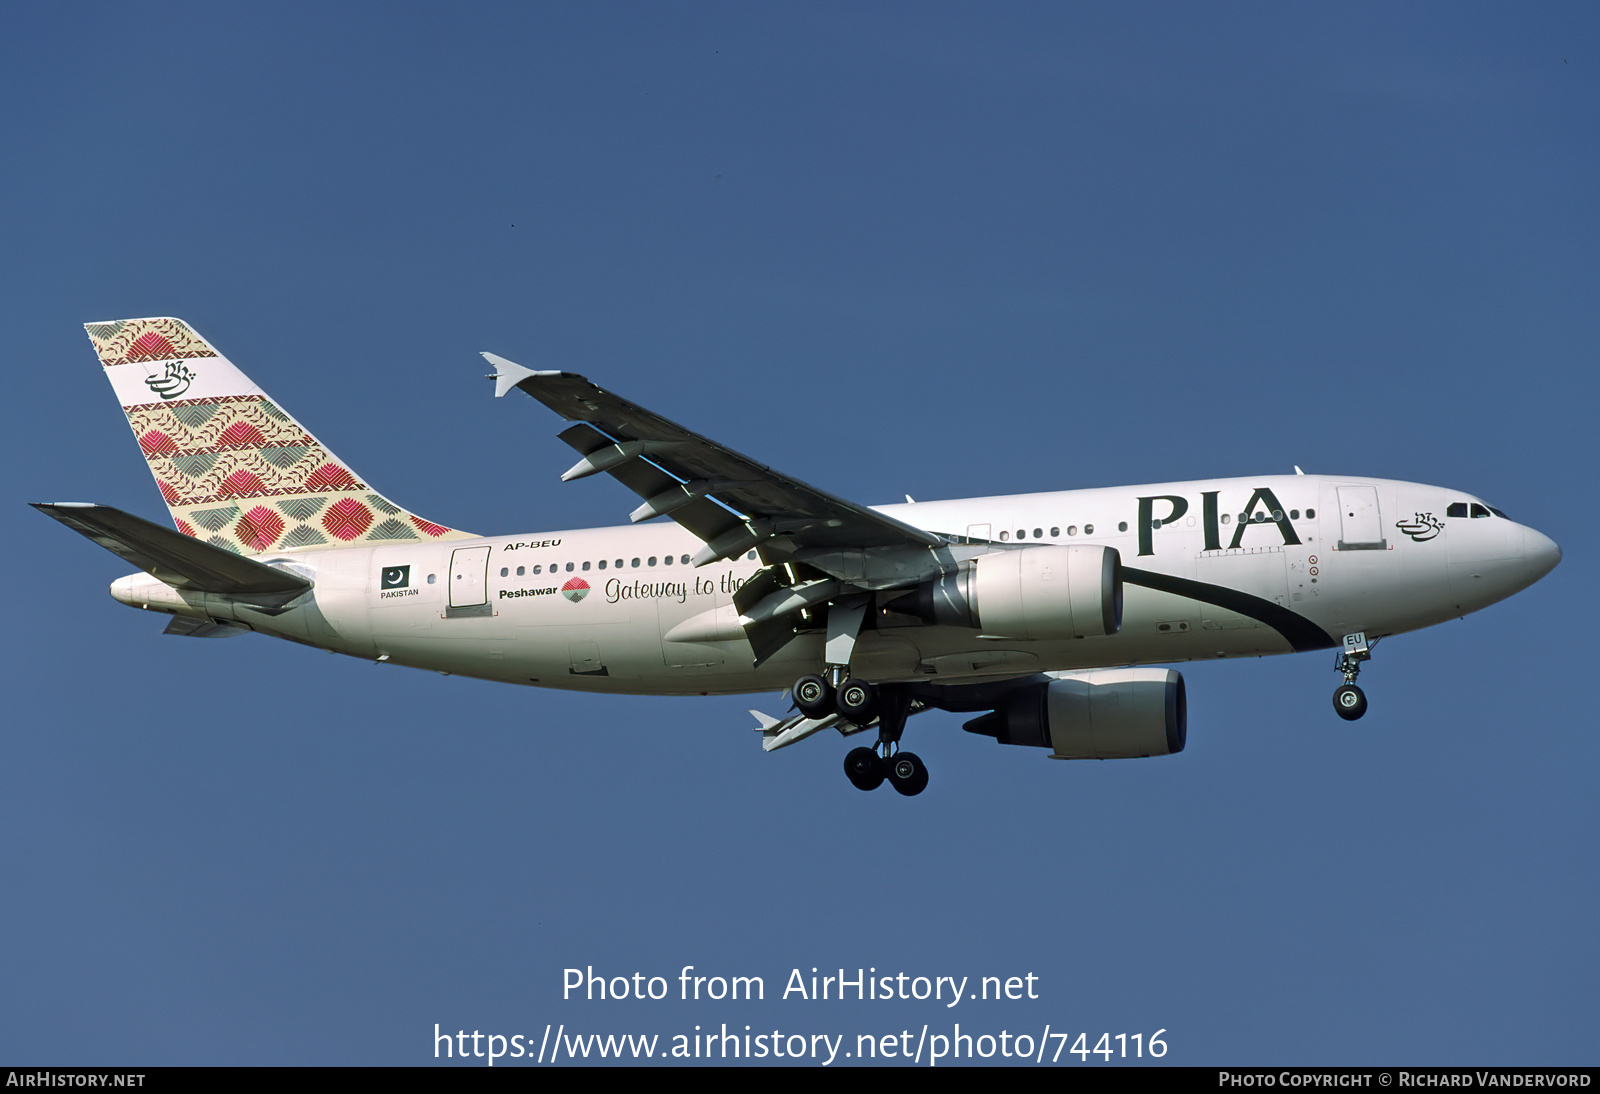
(32, 503, 311, 600)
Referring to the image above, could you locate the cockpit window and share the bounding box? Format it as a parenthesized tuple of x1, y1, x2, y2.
(1450, 500, 1506, 519)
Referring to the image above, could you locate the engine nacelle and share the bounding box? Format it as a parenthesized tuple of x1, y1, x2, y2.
(962, 668, 1186, 759)
(892, 545, 1121, 639)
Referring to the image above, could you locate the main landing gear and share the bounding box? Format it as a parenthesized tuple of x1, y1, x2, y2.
(1332, 632, 1375, 721)
(794, 673, 888, 723)
(793, 669, 928, 796)
(844, 746, 928, 796)
(797, 593, 930, 795)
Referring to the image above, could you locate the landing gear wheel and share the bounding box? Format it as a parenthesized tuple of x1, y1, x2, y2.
(1333, 684, 1367, 721)
(836, 678, 879, 723)
(793, 674, 834, 720)
(887, 751, 929, 796)
(843, 747, 885, 791)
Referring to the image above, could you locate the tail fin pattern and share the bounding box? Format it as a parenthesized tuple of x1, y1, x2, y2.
(86, 318, 474, 555)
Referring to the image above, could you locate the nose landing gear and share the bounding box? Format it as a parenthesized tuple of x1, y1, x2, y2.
(1333, 683, 1367, 720)
(1332, 632, 1375, 721)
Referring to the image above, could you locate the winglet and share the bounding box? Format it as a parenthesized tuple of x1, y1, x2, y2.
(482, 352, 559, 399)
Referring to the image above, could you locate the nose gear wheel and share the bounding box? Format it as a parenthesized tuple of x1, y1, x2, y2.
(1331, 632, 1375, 721)
(1333, 683, 1367, 720)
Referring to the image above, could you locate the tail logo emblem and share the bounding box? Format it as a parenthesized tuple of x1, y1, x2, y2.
(561, 577, 590, 603)
(144, 361, 195, 400)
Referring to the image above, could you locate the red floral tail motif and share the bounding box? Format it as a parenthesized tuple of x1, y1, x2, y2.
(322, 497, 374, 541)
(217, 420, 267, 447)
(236, 507, 285, 551)
(89, 317, 473, 553)
(305, 463, 358, 491)
(127, 331, 176, 360)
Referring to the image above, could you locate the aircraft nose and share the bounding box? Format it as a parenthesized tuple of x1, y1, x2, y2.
(1523, 526, 1561, 584)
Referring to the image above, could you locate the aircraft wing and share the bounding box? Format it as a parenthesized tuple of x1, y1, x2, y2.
(485, 356, 943, 565)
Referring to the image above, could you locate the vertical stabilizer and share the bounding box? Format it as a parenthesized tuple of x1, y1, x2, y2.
(85, 318, 473, 555)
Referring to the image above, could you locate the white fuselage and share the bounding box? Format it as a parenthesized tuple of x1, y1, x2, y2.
(125, 474, 1558, 696)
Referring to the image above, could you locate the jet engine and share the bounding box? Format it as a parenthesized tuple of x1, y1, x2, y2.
(890, 545, 1121, 639)
(962, 668, 1186, 759)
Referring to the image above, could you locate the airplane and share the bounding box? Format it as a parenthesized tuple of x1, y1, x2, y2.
(36, 317, 1562, 797)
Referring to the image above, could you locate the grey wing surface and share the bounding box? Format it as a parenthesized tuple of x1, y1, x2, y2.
(484, 355, 943, 565)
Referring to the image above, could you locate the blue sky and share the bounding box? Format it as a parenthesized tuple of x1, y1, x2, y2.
(3, 2, 1595, 1065)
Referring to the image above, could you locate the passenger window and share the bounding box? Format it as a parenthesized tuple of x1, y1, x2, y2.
(532, 565, 541, 575)
(1000, 531, 1010, 541)
(1290, 510, 1299, 520)
(681, 555, 690, 565)
(1306, 508, 1315, 519)
(598, 560, 607, 569)
(565, 563, 574, 572)
(1033, 528, 1043, 538)
(1084, 524, 1094, 535)
(517, 566, 525, 576)
(1447, 503, 1469, 518)
(663, 555, 672, 566)
(500, 567, 508, 577)
(648, 556, 657, 566)
(582, 561, 591, 571)
(1117, 522, 1127, 532)
(427, 573, 436, 584)
(746, 551, 756, 560)
(1221, 514, 1230, 525)
(1067, 526, 1077, 536)
(1051, 527, 1060, 537)
(633, 558, 642, 567)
